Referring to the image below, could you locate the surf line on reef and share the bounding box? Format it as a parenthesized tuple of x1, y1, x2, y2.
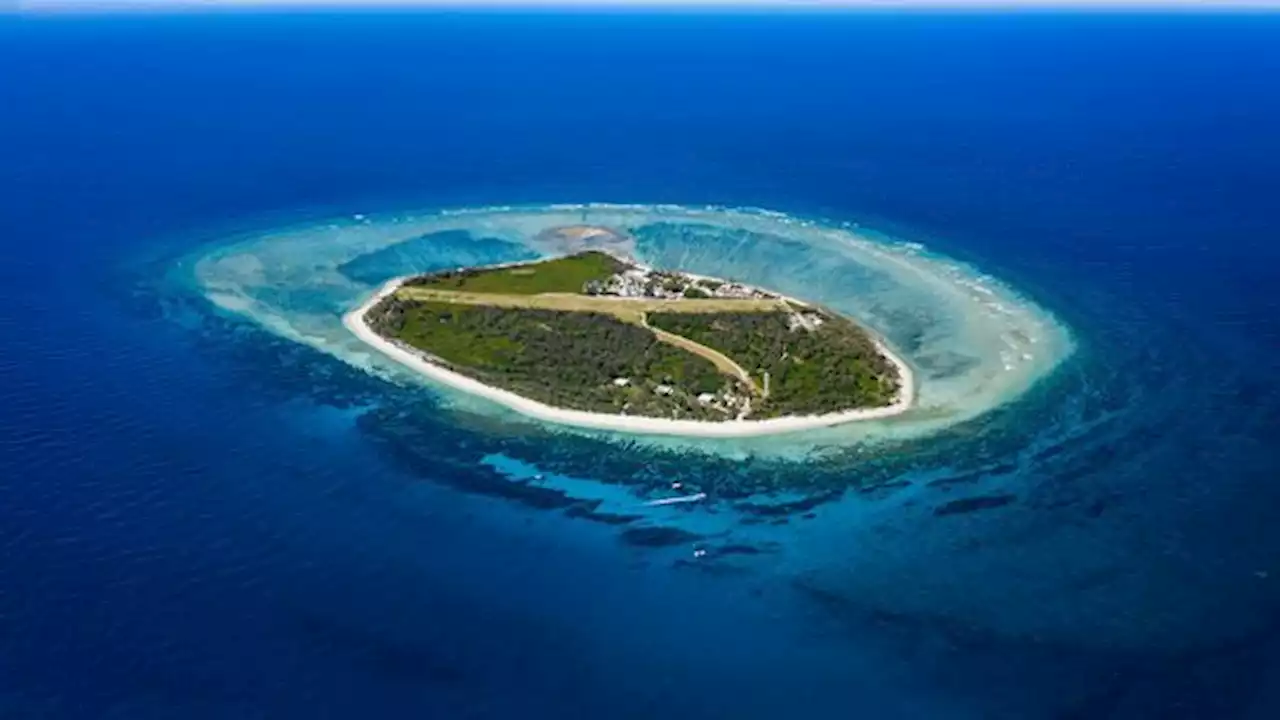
(343, 276, 916, 438)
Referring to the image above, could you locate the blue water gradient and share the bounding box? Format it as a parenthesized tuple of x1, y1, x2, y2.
(3, 10, 1280, 719)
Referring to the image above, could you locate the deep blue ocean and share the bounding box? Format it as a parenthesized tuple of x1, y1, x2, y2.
(3, 10, 1280, 719)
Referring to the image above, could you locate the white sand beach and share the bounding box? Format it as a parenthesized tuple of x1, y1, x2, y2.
(343, 277, 916, 438)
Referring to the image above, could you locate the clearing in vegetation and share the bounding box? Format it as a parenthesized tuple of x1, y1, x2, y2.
(402, 251, 626, 295)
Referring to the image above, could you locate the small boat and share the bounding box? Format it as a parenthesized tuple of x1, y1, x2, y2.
(643, 492, 707, 507)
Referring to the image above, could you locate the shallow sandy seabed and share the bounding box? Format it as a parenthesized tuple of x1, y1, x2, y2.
(190, 203, 1074, 459)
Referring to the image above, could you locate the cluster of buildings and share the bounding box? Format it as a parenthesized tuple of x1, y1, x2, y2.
(704, 281, 768, 300)
(582, 268, 664, 298)
(582, 267, 774, 301)
(613, 377, 750, 419)
(583, 266, 827, 334)
(787, 312, 826, 332)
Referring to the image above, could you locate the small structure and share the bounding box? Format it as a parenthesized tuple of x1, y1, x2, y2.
(612, 377, 631, 387)
(697, 392, 716, 405)
(654, 384, 674, 396)
(787, 312, 826, 332)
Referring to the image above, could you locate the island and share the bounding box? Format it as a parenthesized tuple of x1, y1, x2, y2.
(343, 226, 914, 437)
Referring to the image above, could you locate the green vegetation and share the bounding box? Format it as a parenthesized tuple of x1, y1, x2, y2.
(646, 311, 900, 417)
(368, 297, 748, 420)
(402, 251, 625, 295)
(367, 248, 903, 422)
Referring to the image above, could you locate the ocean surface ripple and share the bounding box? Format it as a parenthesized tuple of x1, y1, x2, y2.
(6, 12, 1280, 717)
(144, 201, 1276, 657)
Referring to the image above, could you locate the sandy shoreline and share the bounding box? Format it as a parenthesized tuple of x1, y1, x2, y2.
(343, 277, 916, 438)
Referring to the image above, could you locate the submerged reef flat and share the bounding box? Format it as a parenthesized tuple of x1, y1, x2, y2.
(191, 203, 1073, 457)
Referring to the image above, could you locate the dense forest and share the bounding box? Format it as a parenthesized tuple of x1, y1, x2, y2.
(368, 296, 747, 421)
(646, 311, 900, 417)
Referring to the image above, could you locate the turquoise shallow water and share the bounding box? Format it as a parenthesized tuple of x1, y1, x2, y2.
(167, 200, 1266, 657)
(192, 203, 1074, 456)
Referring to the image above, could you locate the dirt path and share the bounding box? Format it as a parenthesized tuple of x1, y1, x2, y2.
(395, 288, 788, 315)
(640, 317, 763, 396)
